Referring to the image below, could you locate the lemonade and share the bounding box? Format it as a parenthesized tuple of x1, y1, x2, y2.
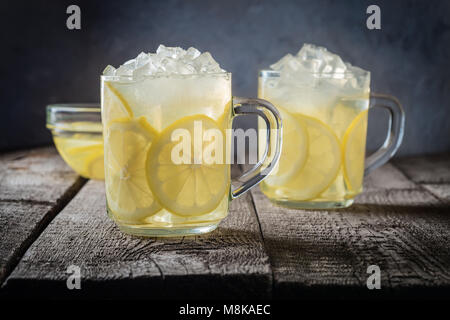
(101, 46, 233, 236)
(52, 123, 104, 180)
(46, 104, 104, 180)
(259, 44, 370, 208)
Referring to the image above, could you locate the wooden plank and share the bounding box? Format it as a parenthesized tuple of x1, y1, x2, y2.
(363, 163, 417, 191)
(0, 147, 85, 286)
(3, 180, 272, 299)
(422, 184, 450, 203)
(250, 162, 450, 298)
(0, 147, 83, 203)
(393, 153, 450, 184)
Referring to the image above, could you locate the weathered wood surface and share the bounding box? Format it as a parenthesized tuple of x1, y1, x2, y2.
(394, 153, 450, 184)
(3, 179, 272, 299)
(1, 147, 450, 299)
(422, 184, 450, 203)
(0, 147, 84, 286)
(250, 162, 450, 298)
(394, 153, 450, 204)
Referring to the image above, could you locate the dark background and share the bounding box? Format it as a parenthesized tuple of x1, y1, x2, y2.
(1, 0, 449, 155)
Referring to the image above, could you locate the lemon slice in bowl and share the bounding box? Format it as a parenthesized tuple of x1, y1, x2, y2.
(146, 114, 229, 217)
(280, 115, 342, 200)
(66, 142, 104, 180)
(105, 116, 161, 223)
(102, 82, 133, 123)
(84, 149, 105, 180)
(264, 107, 308, 185)
(342, 110, 369, 193)
(54, 135, 104, 180)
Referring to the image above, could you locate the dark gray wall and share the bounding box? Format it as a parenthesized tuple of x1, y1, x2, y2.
(1, 0, 449, 155)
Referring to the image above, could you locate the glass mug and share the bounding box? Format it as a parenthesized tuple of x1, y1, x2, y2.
(258, 70, 405, 209)
(101, 72, 281, 236)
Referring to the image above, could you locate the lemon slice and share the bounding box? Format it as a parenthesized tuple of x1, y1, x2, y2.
(330, 98, 369, 139)
(146, 114, 229, 216)
(278, 115, 342, 200)
(343, 110, 368, 193)
(67, 143, 104, 180)
(102, 82, 133, 123)
(84, 150, 105, 180)
(264, 107, 308, 185)
(105, 77, 230, 132)
(105, 117, 161, 223)
(54, 136, 104, 180)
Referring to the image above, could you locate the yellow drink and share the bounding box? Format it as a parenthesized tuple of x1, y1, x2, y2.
(100, 45, 283, 236)
(101, 73, 232, 235)
(258, 70, 370, 208)
(52, 122, 104, 180)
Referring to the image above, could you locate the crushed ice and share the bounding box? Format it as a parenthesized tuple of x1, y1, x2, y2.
(103, 45, 225, 77)
(270, 44, 369, 90)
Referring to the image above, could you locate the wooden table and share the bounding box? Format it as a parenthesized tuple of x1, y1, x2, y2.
(0, 147, 449, 299)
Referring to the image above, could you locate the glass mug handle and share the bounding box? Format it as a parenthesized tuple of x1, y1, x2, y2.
(365, 93, 406, 175)
(230, 97, 283, 199)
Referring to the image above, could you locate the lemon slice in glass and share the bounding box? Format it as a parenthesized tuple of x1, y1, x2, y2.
(105, 116, 161, 223)
(102, 82, 133, 123)
(146, 114, 229, 217)
(280, 115, 342, 200)
(264, 107, 308, 185)
(343, 110, 369, 193)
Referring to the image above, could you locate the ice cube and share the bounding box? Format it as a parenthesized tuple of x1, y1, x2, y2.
(296, 44, 326, 72)
(185, 47, 201, 60)
(103, 65, 116, 76)
(296, 44, 347, 75)
(344, 64, 370, 90)
(296, 44, 325, 60)
(178, 63, 197, 75)
(333, 57, 346, 74)
(133, 61, 158, 78)
(193, 52, 223, 73)
(115, 64, 133, 76)
(159, 57, 179, 73)
(103, 45, 225, 77)
(320, 51, 346, 74)
(156, 44, 168, 56)
(135, 52, 150, 68)
(346, 63, 368, 78)
(156, 44, 186, 59)
(271, 54, 298, 71)
(123, 59, 136, 68)
(267, 44, 370, 108)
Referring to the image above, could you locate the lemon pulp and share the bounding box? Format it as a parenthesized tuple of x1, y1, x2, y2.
(343, 109, 369, 194)
(146, 114, 229, 217)
(53, 122, 104, 180)
(104, 117, 161, 223)
(259, 100, 369, 206)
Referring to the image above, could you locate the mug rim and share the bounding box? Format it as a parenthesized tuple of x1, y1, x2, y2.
(46, 103, 101, 113)
(101, 72, 231, 81)
(46, 103, 102, 133)
(259, 69, 370, 78)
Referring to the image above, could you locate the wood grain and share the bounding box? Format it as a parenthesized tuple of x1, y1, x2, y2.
(250, 162, 450, 298)
(3, 180, 272, 299)
(394, 153, 450, 184)
(2, 151, 450, 299)
(0, 147, 84, 286)
(363, 163, 417, 191)
(422, 184, 450, 203)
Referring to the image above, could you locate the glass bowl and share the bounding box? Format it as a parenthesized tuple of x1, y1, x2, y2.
(46, 104, 104, 180)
